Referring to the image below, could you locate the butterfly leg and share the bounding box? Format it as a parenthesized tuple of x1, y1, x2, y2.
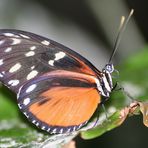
(113, 81, 135, 101)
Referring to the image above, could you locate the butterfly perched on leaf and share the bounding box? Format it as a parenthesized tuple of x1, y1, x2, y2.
(0, 29, 115, 134)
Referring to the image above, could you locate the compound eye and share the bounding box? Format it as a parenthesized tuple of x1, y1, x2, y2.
(104, 64, 114, 73)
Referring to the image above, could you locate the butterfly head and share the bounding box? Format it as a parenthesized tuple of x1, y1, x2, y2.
(103, 63, 114, 74)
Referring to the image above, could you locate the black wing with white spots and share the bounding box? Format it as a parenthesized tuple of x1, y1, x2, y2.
(0, 29, 100, 93)
(0, 29, 102, 134)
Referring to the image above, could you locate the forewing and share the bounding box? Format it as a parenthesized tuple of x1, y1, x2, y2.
(0, 29, 99, 93)
(0, 29, 101, 134)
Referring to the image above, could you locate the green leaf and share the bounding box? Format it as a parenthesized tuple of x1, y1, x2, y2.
(81, 111, 121, 139)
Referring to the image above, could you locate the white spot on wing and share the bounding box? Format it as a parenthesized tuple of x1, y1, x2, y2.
(31, 65, 35, 70)
(20, 34, 30, 39)
(66, 128, 71, 133)
(27, 70, 38, 80)
(0, 59, 3, 65)
(30, 46, 36, 50)
(59, 129, 63, 134)
(5, 47, 12, 52)
(11, 38, 21, 45)
(0, 73, 3, 77)
(41, 40, 50, 46)
(26, 84, 37, 93)
(25, 51, 35, 57)
(9, 63, 21, 73)
(0, 40, 5, 45)
(32, 120, 36, 123)
(73, 126, 76, 131)
(78, 124, 83, 129)
(48, 60, 54, 66)
(36, 122, 39, 126)
(23, 112, 29, 118)
(17, 85, 23, 99)
(47, 128, 50, 132)
(41, 126, 45, 130)
(51, 128, 57, 134)
(14, 35, 20, 38)
(47, 51, 66, 66)
(18, 103, 22, 109)
(23, 98, 30, 106)
(55, 51, 66, 61)
(4, 33, 14, 37)
(8, 80, 19, 86)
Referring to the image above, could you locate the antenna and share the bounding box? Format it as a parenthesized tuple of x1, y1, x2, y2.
(108, 9, 134, 63)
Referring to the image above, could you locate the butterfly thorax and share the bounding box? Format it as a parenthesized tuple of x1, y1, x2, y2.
(96, 63, 114, 97)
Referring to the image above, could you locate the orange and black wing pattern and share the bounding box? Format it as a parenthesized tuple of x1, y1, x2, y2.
(0, 30, 101, 134)
(18, 70, 101, 133)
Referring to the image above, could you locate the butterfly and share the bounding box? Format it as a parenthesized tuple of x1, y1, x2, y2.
(0, 29, 114, 134)
(0, 10, 133, 134)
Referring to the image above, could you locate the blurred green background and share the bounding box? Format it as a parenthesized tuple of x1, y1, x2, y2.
(0, 0, 148, 147)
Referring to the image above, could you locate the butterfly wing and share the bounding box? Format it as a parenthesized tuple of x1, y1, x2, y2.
(0, 29, 101, 133)
(18, 70, 101, 133)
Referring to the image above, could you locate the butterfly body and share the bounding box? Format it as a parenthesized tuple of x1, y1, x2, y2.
(0, 29, 113, 134)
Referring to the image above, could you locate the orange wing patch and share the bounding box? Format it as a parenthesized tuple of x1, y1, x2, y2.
(29, 87, 100, 127)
